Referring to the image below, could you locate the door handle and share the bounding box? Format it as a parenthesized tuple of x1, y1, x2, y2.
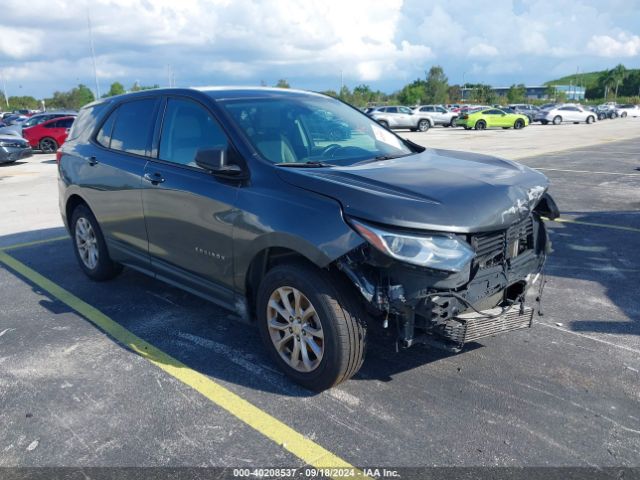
(87, 156, 98, 166)
(143, 172, 165, 184)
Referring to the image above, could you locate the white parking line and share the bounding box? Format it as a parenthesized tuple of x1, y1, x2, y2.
(535, 168, 640, 176)
(539, 322, 640, 355)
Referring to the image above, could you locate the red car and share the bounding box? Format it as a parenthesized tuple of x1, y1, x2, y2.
(22, 116, 75, 153)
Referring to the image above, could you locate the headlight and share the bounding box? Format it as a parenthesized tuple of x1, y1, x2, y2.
(350, 219, 475, 272)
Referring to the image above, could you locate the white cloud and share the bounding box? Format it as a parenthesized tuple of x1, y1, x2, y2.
(468, 43, 499, 58)
(587, 33, 640, 57)
(0, 26, 42, 58)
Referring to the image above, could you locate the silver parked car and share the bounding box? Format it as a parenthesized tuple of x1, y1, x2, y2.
(616, 104, 639, 118)
(368, 106, 433, 132)
(534, 105, 596, 125)
(412, 105, 457, 127)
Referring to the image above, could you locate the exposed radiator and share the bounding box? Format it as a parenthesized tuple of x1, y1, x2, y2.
(440, 306, 534, 344)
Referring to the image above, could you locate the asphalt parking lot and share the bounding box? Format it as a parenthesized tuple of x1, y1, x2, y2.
(1, 124, 639, 474)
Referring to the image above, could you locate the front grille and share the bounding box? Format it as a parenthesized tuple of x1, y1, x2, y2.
(440, 306, 534, 344)
(471, 216, 534, 269)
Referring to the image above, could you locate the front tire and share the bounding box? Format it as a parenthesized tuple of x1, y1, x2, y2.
(552, 115, 562, 125)
(256, 263, 366, 391)
(621, 112, 627, 118)
(514, 119, 525, 129)
(71, 204, 123, 281)
(586, 115, 595, 124)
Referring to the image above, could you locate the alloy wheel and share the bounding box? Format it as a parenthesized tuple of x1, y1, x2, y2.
(267, 286, 324, 373)
(75, 217, 99, 270)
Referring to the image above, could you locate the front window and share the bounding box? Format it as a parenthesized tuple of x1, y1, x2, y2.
(219, 94, 414, 166)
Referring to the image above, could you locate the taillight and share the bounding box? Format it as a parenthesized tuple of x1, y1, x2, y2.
(56, 149, 63, 165)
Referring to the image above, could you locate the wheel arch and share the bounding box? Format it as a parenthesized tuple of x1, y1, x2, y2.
(65, 193, 91, 233)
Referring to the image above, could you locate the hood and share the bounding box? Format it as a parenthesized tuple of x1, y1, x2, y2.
(0, 133, 27, 143)
(276, 148, 549, 233)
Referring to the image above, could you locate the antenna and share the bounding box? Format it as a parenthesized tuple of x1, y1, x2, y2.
(87, 10, 101, 98)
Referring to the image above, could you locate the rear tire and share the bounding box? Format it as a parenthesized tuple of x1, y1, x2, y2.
(377, 120, 389, 129)
(417, 119, 430, 132)
(256, 263, 366, 391)
(71, 204, 123, 281)
(552, 116, 562, 125)
(541, 120, 549, 125)
(450, 117, 458, 127)
(475, 120, 486, 130)
(39, 137, 58, 153)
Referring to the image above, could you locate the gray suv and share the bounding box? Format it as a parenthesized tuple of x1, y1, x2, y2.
(368, 105, 433, 131)
(59, 87, 558, 390)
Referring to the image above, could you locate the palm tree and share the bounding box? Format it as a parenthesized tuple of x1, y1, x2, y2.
(610, 64, 628, 99)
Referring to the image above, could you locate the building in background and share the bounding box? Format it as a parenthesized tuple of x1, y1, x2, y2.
(461, 85, 586, 102)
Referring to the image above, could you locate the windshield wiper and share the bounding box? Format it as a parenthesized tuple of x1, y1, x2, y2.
(353, 153, 413, 165)
(275, 161, 333, 168)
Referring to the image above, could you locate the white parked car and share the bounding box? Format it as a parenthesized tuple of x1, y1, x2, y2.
(615, 104, 640, 117)
(535, 105, 597, 125)
(412, 105, 457, 127)
(368, 105, 434, 132)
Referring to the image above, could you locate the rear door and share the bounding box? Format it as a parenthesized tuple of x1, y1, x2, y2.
(398, 106, 414, 127)
(141, 96, 239, 307)
(78, 97, 160, 272)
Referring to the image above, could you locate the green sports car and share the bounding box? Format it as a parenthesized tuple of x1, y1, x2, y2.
(456, 108, 529, 130)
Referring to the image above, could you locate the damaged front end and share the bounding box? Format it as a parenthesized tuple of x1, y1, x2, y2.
(336, 194, 558, 352)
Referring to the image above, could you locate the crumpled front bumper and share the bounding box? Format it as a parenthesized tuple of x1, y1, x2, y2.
(337, 209, 555, 351)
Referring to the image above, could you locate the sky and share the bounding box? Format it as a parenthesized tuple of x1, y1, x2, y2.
(1, 0, 639, 99)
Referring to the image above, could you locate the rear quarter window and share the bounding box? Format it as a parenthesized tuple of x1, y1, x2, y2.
(67, 105, 104, 141)
(96, 98, 158, 156)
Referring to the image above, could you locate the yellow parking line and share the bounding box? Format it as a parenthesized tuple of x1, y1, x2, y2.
(0, 249, 367, 478)
(544, 217, 640, 233)
(1, 235, 69, 251)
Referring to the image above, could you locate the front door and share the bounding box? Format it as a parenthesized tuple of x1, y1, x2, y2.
(141, 96, 239, 307)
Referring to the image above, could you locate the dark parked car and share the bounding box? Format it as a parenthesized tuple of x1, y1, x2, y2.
(0, 110, 77, 137)
(0, 134, 32, 164)
(58, 87, 558, 390)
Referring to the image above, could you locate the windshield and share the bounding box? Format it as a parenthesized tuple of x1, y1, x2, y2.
(219, 94, 414, 166)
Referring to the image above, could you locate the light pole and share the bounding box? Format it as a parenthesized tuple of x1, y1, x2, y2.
(87, 11, 101, 98)
(1, 71, 8, 108)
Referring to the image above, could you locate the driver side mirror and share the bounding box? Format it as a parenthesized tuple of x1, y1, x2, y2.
(195, 148, 243, 176)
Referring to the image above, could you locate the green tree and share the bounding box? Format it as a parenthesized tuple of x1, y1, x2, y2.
(8, 95, 40, 110)
(610, 64, 628, 98)
(506, 84, 527, 103)
(275, 79, 290, 88)
(44, 84, 95, 110)
(447, 85, 462, 103)
(130, 81, 159, 92)
(103, 81, 126, 97)
(397, 79, 426, 105)
(469, 84, 495, 104)
(545, 84, 558, 101)
(424, 65, 449, 103)
(338, 85, 351, 101)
